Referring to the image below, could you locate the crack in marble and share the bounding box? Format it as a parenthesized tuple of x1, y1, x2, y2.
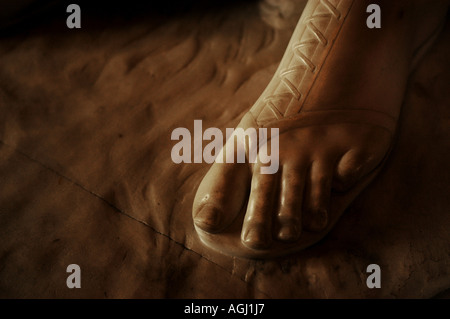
(0, 138, 271, 298)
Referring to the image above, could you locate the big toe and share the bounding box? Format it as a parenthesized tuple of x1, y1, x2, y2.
(193, 162, 251, 233)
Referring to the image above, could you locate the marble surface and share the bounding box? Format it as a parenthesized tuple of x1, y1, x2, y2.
(0, 1, 448, 298)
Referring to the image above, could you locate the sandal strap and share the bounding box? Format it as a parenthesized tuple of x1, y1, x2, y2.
(246, 108, 397, 135)
(254, 0, 355, 125)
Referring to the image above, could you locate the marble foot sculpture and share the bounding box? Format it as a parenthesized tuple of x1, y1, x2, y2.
(192, 0, 449, 258)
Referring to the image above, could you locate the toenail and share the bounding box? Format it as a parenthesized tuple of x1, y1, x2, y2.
(194, 206, 221, 230)
(278, 224, 300, 241)
(242, 228, 270, 249)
